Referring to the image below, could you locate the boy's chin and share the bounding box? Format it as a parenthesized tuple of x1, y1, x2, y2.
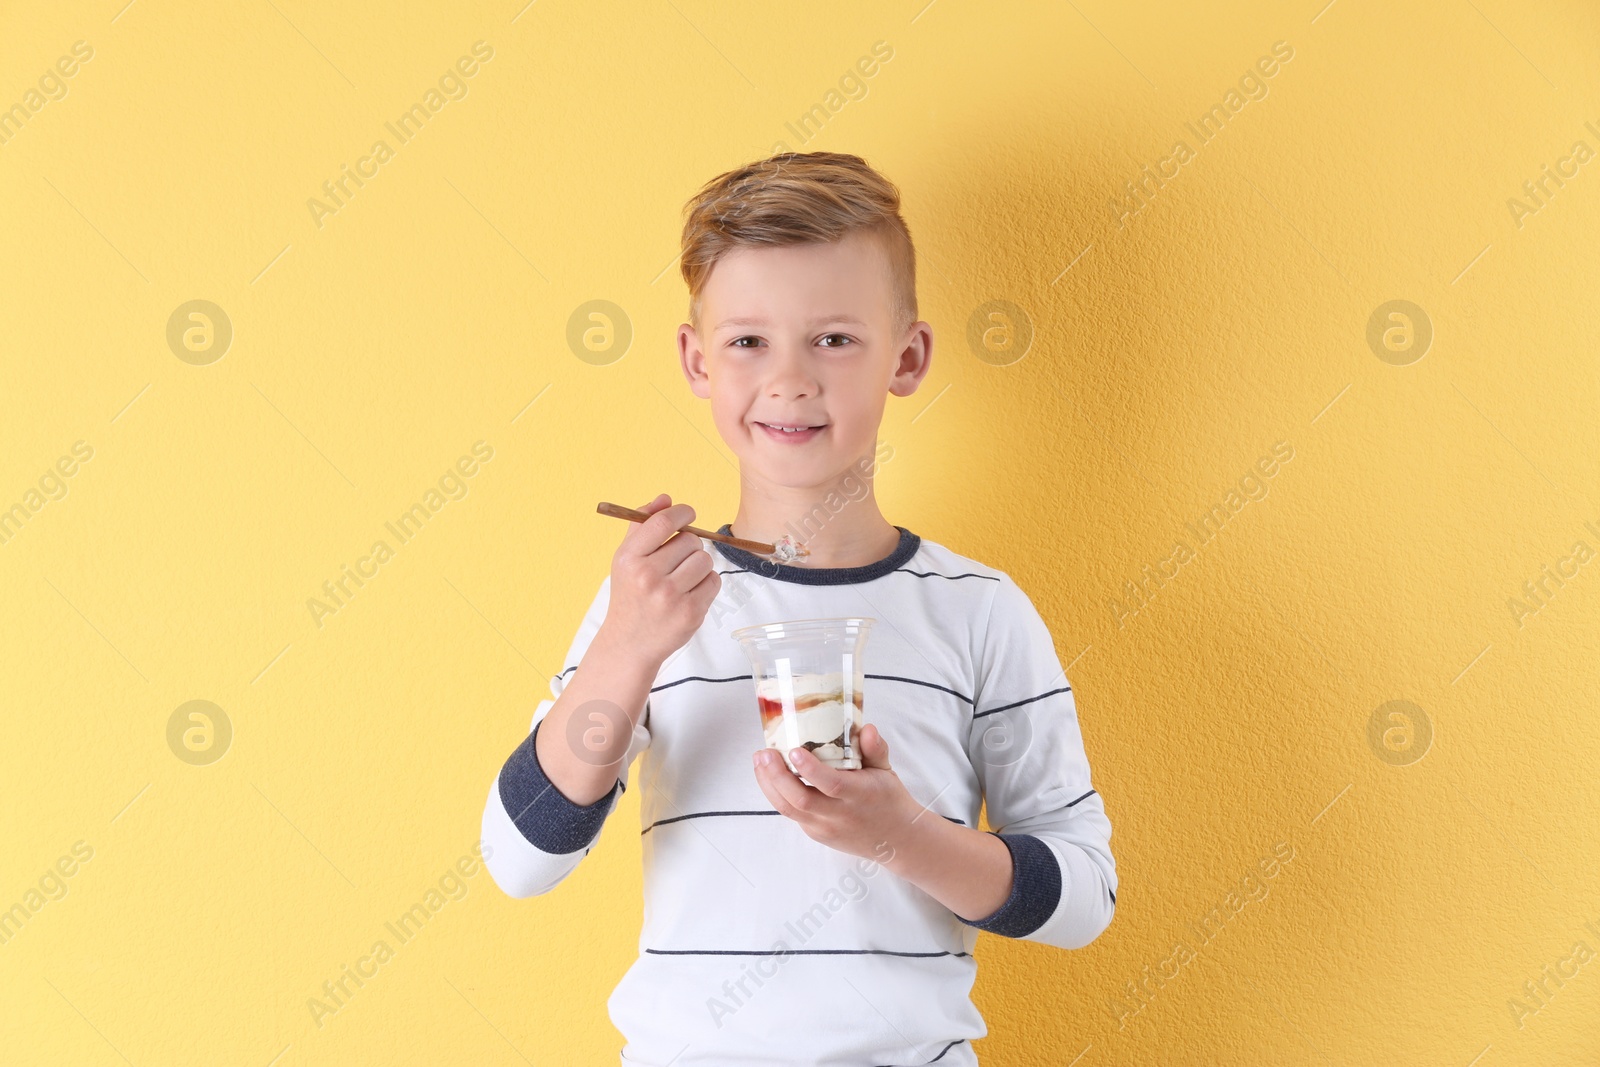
(738, 455, 856, 491)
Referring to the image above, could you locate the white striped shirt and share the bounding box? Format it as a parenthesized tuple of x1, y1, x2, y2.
(481, 525, 1117, 1065)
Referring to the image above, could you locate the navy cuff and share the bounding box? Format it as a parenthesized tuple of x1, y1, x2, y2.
(497, 717, 622, 855)
(956, 833, 1062, 938)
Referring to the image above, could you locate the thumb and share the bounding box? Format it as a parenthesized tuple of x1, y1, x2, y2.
(858, 723, 892, 771)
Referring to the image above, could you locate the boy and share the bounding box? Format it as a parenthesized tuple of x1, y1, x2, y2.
(481, 152, 1116, 1065)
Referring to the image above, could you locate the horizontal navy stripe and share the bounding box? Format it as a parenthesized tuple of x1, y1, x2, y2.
(890, 569, 999, 582)
(650, 673, 749, 693)
(643, 671, 974, 708)
(645, 948, 971, 958)
(972, 684, 1072, 719)
(639, 672, 1065, 721)
(642, 809, 965, 835)
(642, 809, 779, 834)
(874, 1038, 967, 1067)
(1063, 788, 1097, 807)
(1109, 888, 1116, 905)
(568, 667, 1001, 730)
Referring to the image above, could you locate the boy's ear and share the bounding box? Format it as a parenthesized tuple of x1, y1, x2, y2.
(678, 323, 711, 399)
(887, 320, 934, 398)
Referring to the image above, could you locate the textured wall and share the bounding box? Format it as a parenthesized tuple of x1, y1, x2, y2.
(1, 1, 1596, 1064)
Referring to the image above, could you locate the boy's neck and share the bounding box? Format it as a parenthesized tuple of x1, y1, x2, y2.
(730, 477, 901, 570)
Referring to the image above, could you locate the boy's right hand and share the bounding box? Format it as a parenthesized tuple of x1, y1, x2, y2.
(601, 493, 721, 666)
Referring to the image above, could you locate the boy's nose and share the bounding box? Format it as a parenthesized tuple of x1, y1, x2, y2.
(765, 347, 820, 398)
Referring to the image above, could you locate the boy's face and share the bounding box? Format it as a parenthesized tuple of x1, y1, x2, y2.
(678, 230, 932, 492)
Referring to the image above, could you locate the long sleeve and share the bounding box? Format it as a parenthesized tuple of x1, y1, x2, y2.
(481, 575, 653, 899)
(958, 572, 1117, 949)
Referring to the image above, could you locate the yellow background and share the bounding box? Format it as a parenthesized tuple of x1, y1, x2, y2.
(2, 0, 1596, 1064)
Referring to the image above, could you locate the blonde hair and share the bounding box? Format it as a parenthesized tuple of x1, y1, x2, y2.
(679, 151, 917, 334)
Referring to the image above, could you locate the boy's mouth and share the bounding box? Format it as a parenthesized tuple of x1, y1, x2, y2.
(755, 421, 827, 444)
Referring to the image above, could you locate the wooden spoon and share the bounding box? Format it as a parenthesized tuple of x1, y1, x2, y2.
(596, 502, 810, 562)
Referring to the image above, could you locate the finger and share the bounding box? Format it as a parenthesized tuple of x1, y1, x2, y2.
(628, 494, 673, 530)
(686, 564, 722, 604)
(616, 494, 670, 553)
(751, 753, 795, 816)
(620, 524, 701, 585)
(754, 751, 808, 818)
(756, 750, 830, 815)
(665, 538, 715, 593)
(627, 501, 691, 551)
(858, 724, 892, 771)
(622, 501, 697, 557)
(643, 526, 704, 579)
(786, 747, 850, 798)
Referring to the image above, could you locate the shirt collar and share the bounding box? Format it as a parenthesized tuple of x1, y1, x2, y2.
(712, 523, 921, 586)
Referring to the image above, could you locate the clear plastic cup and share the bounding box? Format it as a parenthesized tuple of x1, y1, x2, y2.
(732, 617, 875, 779)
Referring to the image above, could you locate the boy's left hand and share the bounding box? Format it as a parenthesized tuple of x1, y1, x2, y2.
(752, 723, 926, 862)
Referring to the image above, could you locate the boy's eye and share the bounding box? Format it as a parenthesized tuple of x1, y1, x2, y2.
(731, 336, 763, 349)
(817, 334, 853, 348)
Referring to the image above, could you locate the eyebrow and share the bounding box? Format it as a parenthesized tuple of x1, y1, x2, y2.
(714, 316, 867, 332)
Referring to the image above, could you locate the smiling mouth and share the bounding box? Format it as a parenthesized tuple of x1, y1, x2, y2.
(755, 421, 827, 443)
